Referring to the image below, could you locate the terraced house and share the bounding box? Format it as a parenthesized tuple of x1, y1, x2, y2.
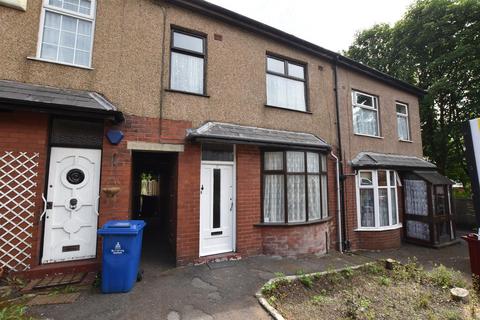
(0, 0, 457, 277)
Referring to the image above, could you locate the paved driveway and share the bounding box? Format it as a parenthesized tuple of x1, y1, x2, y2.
(32, 240, 469, 320)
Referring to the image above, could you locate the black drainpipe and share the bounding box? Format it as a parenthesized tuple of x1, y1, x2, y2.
(333, 56, 349, 251)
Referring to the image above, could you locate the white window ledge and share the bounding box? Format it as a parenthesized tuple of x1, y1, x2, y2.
(399, 139, 413, 143)
(355, 223, 402, 232)
(354, 133, 384, 139)
(27, 57, 94, 70)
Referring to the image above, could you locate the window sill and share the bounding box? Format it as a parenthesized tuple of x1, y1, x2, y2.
(255, 216, 332, 227)
(264, 104, 312, 114)
(27, 56, 93, 70)
(399, 139, 413, 143)
(353, 133, 383, 139)
(165, 88, 210, 98)
(355, 223, 402, 232)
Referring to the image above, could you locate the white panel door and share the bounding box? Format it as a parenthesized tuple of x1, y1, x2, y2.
(42, 147, 101, 264)
(200, 164, 234, 256)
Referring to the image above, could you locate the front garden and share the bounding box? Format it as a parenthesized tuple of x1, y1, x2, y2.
(260, 259, 478, 320)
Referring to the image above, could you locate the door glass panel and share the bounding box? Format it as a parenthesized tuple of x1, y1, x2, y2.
(213, 169, 221, 229)
(202, 144, 234, 161)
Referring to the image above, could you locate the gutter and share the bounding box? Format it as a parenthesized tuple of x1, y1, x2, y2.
(333, 57, 348, 252)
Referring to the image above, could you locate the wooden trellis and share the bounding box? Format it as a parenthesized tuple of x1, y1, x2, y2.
(0, 151, 39, 272)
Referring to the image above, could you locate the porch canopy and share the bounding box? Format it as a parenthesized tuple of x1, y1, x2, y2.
(413, 170, 454, 185)
(186, 122, 331, 150)
(0, 80, 123, 122)
(351, 152, 436, 170)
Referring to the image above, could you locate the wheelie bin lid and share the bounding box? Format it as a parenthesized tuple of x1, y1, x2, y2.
(98, 220, 146, 235)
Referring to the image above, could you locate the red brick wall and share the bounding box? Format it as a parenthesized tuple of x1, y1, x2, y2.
(175, 143, 201, 265)
(262, 222, 330, 256)
(358, 228, 402, 250)
(0, 112, 49, 271)
(235, 145, 263, 256)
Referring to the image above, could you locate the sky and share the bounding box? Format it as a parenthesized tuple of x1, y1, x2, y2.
(207, 0, 414, 52)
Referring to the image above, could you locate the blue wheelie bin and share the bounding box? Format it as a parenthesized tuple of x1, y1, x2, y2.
(97, 220, 146, 293)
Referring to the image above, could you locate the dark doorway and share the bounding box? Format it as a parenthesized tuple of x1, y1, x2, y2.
(132, 152, 177, 271)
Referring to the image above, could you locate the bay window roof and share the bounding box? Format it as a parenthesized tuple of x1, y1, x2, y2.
(351, 152, 436, 170)
(187, 122, 330, 150)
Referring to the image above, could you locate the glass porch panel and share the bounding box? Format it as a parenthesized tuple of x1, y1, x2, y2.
(406, 220, 430, 241)
(404, 180, 428, 216)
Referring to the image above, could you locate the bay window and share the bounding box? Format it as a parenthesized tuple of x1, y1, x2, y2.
(396, 102, 410, 141)
(37, 0, 96, 68)
(170, 29, 206, 95)
(352, 91, 380, 137)
(263, 151, 328, 224)
(266, 56, 307, 112)
(357, 170, 399, 229)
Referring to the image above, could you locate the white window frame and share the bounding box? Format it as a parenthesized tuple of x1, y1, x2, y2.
(352, 91, 381, 138)
(396, 102, 411, 141)
(355, 169, 401, 231)
(35, 0, 97, 69)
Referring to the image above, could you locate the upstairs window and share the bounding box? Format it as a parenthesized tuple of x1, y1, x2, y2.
(352, 91, 380, 137)
(266, 56, 307, 112)
(38, 0, 96, 68)
(396, 102, 410, 141)
(170, 29, 206, 95)
(263, 151, 328, 224)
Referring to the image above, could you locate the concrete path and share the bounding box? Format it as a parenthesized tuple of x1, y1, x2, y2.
(32, 240, 470, 320)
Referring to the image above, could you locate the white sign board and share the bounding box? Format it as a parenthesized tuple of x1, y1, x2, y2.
(470, 118, 480, 189)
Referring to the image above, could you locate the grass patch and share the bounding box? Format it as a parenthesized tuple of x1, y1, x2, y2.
(0, 304, 35, 320)
(261, 261, 475, 320)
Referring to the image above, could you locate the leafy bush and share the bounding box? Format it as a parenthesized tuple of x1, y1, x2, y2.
(299, 274, 314, 289)
(427, 265, 466, 289)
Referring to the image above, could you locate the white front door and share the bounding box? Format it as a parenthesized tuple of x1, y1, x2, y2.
(42, 147, 101, 264)
(200, 164, 234, 256)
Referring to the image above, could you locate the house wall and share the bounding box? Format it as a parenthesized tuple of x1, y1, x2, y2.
(0, 0, 427, 273)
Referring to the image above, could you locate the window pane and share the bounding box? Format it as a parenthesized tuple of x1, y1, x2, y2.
(355, 92, 374, 107)
(76, 34, 91, 51)
(360, 189, 375, 227)
(379, 189, 389, 226)
(321, 155, 327, 172)
(264, 152, 283, 171)
(404, 180, 428, 216)
(287, 175, 306, 222)
(378, 171, 387, 186)
(397, 116, 409, 140)
(58, 46, 74, 64)
(61, 15, 77, 32)
(43, 28, 59, 45)
(360, 172, 373, 186)
(406, 220, 430, 240)
(202, 144, 234, 161)
(353, 106, 378, 136)
(49, 0, 92, 15)
(267, 57, 285, 74)
(60, 30, 76, 48)
(41, 43, 58, 60)
(391, 188, 397, 225)
(321, 174, 328, 218)
(74, 50, 90, 66)
(307, 152, 319, 173)
(396, 104, 407, 114)
(45, 11, 61, 28)
(77, 20, 91, 35)
(173, 31, 203, 53)
(266, 74, 306, 111)
(264, 175, 284, 223)
(286, 151, 305, 172)
(308, 175, 321, 220)
(389, 171, 396, 186)
(287, 63, 304, 79)
(170, 52, 204, 94)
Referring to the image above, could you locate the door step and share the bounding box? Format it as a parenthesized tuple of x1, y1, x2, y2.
(21, 272, 96, 293)
(195, 252, 242, 266)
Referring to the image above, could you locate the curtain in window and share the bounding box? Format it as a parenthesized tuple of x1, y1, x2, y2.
(287, 175, 306, 222)
(406, 220, 430, 240)
(321, 175, 328, 218)
(263, 175, 284, 223)
(404, 180, 428, 216)
(266, 74, 306, 111)
(360, 189, 375, 227)
(286, 151, 305, 172)
(264, 152, 283, 170)
(353, 106, 378, 136)
(397, 116, 409, 140)
(307, 176, 321, 220)
(379, 189, 389, 226)
(171, 52, 204, 94)
(307, 152, 319, 173)
(391, 189, 397, 225)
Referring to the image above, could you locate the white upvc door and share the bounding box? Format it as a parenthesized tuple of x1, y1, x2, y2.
(42, 147, 101, 264)
(199, 163, 234, 256)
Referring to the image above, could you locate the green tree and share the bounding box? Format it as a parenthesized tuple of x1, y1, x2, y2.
(345, 0, 480, 189)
